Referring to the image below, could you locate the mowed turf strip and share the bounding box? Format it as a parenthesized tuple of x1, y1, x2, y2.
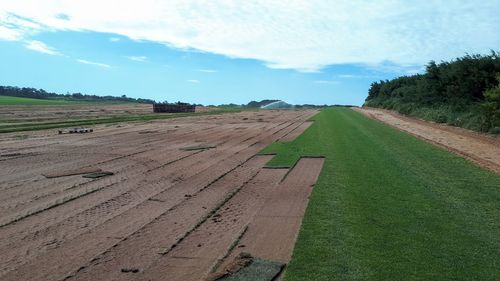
(260, 107, 500, 281)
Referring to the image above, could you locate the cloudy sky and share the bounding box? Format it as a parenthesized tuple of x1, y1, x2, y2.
(0, 1, 499, 105)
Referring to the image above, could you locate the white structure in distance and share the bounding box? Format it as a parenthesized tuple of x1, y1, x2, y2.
(260, 100, 294, 109)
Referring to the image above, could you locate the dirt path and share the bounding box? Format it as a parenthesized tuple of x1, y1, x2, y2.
(215, 157, 325, 280)
(355, 107, 500, 173)
(138, 167, 289, 281)
(66, 155, 275, 281)
(0, 109, 322, 281)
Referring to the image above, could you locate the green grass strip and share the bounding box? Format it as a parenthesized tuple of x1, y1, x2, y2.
(0, 95, 139, 105)
(0, 95, 149, 106)
(260, 107, 500, 280)
(0, 95, 77, 105)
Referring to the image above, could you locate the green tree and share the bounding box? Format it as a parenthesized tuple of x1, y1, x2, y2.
(482, 75, 500, 132)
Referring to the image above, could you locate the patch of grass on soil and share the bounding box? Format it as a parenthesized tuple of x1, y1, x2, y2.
(219, 258, 284, 281)
(0, 109, 239, 133)
(260, 107, 500, 281)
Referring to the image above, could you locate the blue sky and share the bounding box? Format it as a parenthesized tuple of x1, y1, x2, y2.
(1, 1, 499, 105)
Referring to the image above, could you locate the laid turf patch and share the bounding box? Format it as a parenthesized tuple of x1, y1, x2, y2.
(210, 253, 285, 281)
(219, 258, 284, 281)
(261, 107, 500, 281)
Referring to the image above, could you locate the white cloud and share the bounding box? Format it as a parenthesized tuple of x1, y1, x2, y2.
(365, 61, 426, 75)
(109, 37, 120, 42)
(55, 13, 70, 21)
(314, 80, 339, 85)
(76, 59, 110, 68)
(338, 74, 357, 78)
(187, 79, 200, 83)
(197, 69, 217, 73)
(25, 40, 59, 55)
(127, 55, 147, 62)
(0, 1, 499, 71)
(0, 13, 42, 41)
(0, 25, 22, 40)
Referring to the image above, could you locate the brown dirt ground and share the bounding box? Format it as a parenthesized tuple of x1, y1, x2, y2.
(279, 121, 313, 142)
(215, 157, 325, 281)
(0, 104, 213, 126)
(0, 104, 152, 125)
(0, 109, 323, 281)
(355, 107, 500, 174)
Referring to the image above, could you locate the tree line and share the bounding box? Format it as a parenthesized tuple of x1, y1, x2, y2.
(364, 52, 500, 133)
(0, 86, 155, 104)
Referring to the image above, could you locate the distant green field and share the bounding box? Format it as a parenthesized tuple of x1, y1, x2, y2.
(0, 95, 80, 105)
(261, 108, 500, 280)
(0, 95, 142, 105)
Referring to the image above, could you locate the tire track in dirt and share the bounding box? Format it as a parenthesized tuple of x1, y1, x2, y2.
(0, 110, 318, 279)
(0, 110, 300, 230)
(0, 129, 286, 278)
(0, 123, 256, 213)
(216, 158, 325, 280)
(0, 122, 268, 243)
(0, 119, 266, 212)
(64, 155, 274, 281)
(0, 116, 286, 236)
(0, 149, 201, 227)
(0, 115, 221, 167)
(0, 109, 290, 185)
(0, 112, 312, 277)
(135, 168, 289, 281)
(0, 122, 219, 185)
(0, 123, 233, 233)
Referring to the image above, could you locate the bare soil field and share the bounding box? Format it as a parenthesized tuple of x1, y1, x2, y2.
(355, 107, 500, 173)
(0, 103, 152, 124)
(0, 103, 215, 126)
(0, 109, 323, 281)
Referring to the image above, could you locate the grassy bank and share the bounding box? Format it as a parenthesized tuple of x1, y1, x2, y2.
(364, 101, 494, 133)
(260, 108, 500, 280)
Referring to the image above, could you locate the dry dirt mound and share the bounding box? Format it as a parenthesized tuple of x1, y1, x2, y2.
(355, 107, 500, 173)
